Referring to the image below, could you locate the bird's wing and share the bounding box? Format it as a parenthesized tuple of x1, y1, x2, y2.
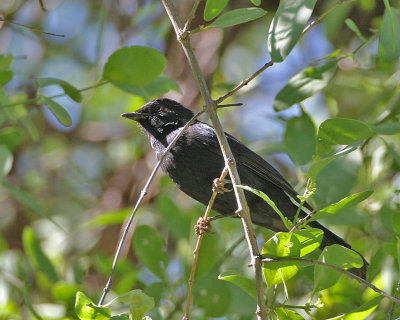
(191, 122, 311, 210)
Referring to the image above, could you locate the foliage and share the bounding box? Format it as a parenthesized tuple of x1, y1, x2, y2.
(0, 0, 399, 319)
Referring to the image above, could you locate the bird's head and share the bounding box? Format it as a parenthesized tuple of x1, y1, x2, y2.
(121, 98, 195, 138)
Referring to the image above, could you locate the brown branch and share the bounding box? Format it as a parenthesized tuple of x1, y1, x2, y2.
(161, 1, 267, 319)
(262, 257, 400, 305)
(183, 167, 230, 320)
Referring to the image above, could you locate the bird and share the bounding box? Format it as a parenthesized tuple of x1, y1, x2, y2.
(121, 98, 367, 278)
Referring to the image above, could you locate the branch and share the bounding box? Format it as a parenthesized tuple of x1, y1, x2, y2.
(184, 167, 230, 319)
(98, 109, 204, 306)
(261, 257, 400, 305)
(161, 1, 267, 319)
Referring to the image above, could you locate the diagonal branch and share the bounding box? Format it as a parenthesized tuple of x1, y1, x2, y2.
(161, 1, 267, 319)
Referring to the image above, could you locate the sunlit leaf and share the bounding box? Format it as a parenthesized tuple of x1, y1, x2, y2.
(75, 291, 111, 320)
(263, 233, 301, 286)
(342, 296, 383, 320)
(293, 228, 323, 257)
(205, 7, 267, 29)
(275, 307, 305, 320)
(274, 62, 337, 111)
(268, 0, 317, 62)
(204, 0, 229, 21)
(103, 46, 166, 86)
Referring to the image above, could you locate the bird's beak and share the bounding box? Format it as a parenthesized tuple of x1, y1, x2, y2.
(121, 112, 151, 121)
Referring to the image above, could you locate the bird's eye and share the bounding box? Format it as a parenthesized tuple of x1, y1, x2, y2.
(159, 107, 164, 112)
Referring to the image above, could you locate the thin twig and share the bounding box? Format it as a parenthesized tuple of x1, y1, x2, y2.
(302, 0, 355, 36)
(97, 109, 204, 306)
(216, 60, 274, 104)
(161, 1, 267, 318)
(0, 18, 64, 37)
(261, 257, 400, 305)
(183, 167, 230, 320)
(183, 0, 202, 33)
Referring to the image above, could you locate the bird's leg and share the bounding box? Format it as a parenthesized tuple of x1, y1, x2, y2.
(212, 177, 233, 194)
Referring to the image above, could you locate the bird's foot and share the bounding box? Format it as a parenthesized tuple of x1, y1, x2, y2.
(212, 177, 232, 194)
(194, 217, 215, 235)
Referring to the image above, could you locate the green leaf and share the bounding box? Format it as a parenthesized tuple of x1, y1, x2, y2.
(370, 122, 400, 135)
(262, 232, 301, 286)
(0, 145, 13, 181)
(114, 74, 180, 99)
(157, 194, 191, 240)
(316, 118, 373, 156)
(22, 227, 58, 282)
(0, 127, 23, 151)
(379, 3, 400, 62)
(42, 96, 73, 127)
(0, 70, 13, 85)
(268, 0, 317, 62)
(218, 271, 257, 300)
(38, 77, 83, 102)
(110, 315, 129, 320)
(206, 7, 267, 29)
(314, 244, 364, 291)
(238, 185, 293, 230)
(284, 109, 316, 165)
(204, 0, 230, 21)
(194, 274, 231, 317)
(308, 191, 373, 223)
(345, 18, 367, 42)
(103, 46, 166, 86)
(0, 54, 13, 70)
(341, 296, 383, 320)
(116, 290, 154, 320)
(132, 225, 168, 281)
(250, 0, 261, 5)
(275, 308, 305, 320)
(293, 228, 323, 257)
(274, 61, 337, 111)
(75, 291, 111, 320)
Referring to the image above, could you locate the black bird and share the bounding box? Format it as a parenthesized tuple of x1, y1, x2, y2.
(122, 98, 367, 278)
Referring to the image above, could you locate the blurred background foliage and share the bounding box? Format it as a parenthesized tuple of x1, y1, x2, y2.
(0, 0, 399, 319)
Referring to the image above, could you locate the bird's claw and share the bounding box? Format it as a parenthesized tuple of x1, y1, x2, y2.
(212, 177, 232, 194)
(194, 217, 215, 235)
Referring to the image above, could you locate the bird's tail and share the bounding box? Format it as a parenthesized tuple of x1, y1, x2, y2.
(310, 221, 368, 280)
